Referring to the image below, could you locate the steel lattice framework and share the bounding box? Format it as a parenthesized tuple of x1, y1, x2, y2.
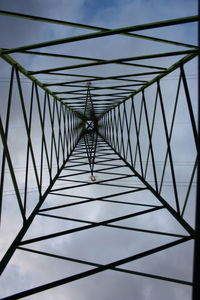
(0, 10, 199, 300)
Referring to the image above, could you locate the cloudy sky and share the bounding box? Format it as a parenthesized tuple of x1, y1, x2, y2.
(0, 0, 198, 299)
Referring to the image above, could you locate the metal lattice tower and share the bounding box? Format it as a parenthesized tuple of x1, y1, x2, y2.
(0, 10, 199, 300)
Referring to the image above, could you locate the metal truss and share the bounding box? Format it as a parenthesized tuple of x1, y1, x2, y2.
(0, 10, 199, 300)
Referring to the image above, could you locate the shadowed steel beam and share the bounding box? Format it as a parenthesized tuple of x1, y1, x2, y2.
(0, 16, 198, 55)
(101, 52, 198, 117)
(0, 49, 83, 119)
(0, 138, 80, 277)
(20, 206, 162, 245)
(17, 246, 192, 286)
(2, 236, 192, 299)
(0, 10, 197, 47)
(1, 49, 165, 71)
(0, 10, 199, 52)
(44, 71, 160, 86)
(0, 116, 26, 222)
(192, 10, 200, 299)
(0, 12, 198, 299)
(99, 134, 194, 235)
(53, 83, 144, 91)
(29, 50, 195, 75)
(0, 67, 14, 224)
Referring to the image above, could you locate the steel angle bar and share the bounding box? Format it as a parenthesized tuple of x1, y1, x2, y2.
(181, 157, 198, 217)
(99, 134, 194, 235)
(0, 136, 80, 277)
(0, 12, 198, 299)
(56, 174, 135, 185)
(0, 10, 198, 49)
(157, 80, 180, 215)
(34, 85, 51, 188)
(59, 83, 145, 91)
(142, 90, 158, 192)
(29, 50, 195, 75)
(46, 72, 161, 86)
(2, 236, 192, 299)
(158, 73, 181, 194)
(192, 13, 200, 299)
(0, 67, 14, 224)
(27, 50, 165, 74)
(118, 105, 126, 157)
(61, 105, 67, 163)
(55, 100, 65, 166)
(0, 112, 26, 222)
(1, 15, 198, 55)
(102, 52, 198, 116)
(98, 182, 143, 189)
(180, 65, 199, 151)
(144, 87, 159, 180)
(17, 246, 192, 287)
(131, 96, 144, 177)
(124, 102, 134, 166)
(15, 69, 41, 196)
(48, 98, 58, 177)
(0, 10, 198, 50)
(20, 206, 163, 245)
(0, 49, 79, 116)
(37, 198, 91, 213)
(33, 210, 187, 239)
(23, 83, 34, 215)
(99, 198, 159, 208)
(106, 223, 187, 238)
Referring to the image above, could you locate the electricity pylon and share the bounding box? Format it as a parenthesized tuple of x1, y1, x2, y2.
(0, 10, 199, 300)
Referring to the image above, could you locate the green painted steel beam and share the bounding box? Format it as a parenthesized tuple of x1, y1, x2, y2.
(100, 52, 198, 118)
(64, 102, 119, 106)
(29, 50, 195, 75)
(29, 61, 165, 75)
(46, 73, 100, 80)
(62, 97, 124, 102)
(0, 15, 198, 55)
(1, 48, 104, 61)
(44, 72, 159, 86)
(62, 102, 114, 105)
(0, 49, 82, 119)
(49, 83, 144, 91)
(46, 79, 147, 87)
(52, 85, 141, 95)
(0, 10, 198, 49)
(0, 236, 193, 298)
(55, 91, 129, 98)
(62, 96, 123, 104)
(17, 246, 192, 286)
(1, 49, 165, 71)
